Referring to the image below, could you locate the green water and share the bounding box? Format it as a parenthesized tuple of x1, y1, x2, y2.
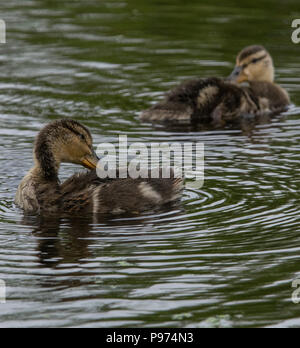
(0, 0, 299, 328)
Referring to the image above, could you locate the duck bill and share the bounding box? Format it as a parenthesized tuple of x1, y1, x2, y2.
(227, 66, 247, 83)
(81, 150, 99, 170)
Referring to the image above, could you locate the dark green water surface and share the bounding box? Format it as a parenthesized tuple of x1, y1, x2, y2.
(0, 0, 300, 328)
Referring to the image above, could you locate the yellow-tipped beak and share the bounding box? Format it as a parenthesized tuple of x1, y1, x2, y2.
(228, 66, 248, 84)
(81, 150, 99, 170)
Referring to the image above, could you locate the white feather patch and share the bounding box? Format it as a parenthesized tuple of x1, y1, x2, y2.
(139, 182, 162, 203)
(92, 186, 102, 214)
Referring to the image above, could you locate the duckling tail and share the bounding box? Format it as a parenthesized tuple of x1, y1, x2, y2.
(170, 177, 184, 202)
(142, 171, 184, 205)
(140, 101, 194, 125)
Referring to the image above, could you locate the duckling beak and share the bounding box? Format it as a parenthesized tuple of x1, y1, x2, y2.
(81, 149, 99, 170)
(227, 66, 245, 83)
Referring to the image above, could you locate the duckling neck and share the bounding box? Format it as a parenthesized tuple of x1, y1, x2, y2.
(34, 138, 60, 182)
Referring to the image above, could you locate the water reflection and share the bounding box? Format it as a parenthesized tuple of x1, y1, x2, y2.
(20, 215, 92, 267)
(147, 111, 292, 137)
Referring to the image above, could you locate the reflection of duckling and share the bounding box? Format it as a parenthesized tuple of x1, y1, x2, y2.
(140, 46, 290, 126)
(15, 120, 183, 216)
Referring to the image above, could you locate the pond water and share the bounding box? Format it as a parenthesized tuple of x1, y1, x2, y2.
(0, 0, 300, 328)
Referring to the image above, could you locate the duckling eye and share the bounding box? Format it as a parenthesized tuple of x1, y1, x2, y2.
(79, 134, 85, 142)
(252, 58, 259, 64)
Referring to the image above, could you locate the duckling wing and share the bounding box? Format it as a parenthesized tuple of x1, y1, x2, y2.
(60, 171, 98, 213)
(92, 175, 183, 215)
(140, 78, 226, 124)
(249, 81, 290, 114)
(60, 170, 183, 215)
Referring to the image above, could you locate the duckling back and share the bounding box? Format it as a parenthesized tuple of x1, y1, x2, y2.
(140, 77, 289, 126)
(140, 78, 260, 125)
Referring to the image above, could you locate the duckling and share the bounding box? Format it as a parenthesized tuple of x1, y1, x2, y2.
(140, 45, 290, 126)
(15, 120, 183, 216)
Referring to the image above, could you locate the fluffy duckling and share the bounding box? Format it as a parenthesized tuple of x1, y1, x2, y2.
(140, 45, 290, 126)
(15, 120, 183, 216)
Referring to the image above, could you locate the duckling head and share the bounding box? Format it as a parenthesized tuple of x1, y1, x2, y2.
(34, 119, 99, 180)
(228, 45, 274, 84)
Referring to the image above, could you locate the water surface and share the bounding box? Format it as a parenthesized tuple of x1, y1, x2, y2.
(0, 0, 300, 328)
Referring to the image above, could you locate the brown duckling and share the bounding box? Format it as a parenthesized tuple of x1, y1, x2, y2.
(140, 45, 290, 126)
(15, 120, 183, 216)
